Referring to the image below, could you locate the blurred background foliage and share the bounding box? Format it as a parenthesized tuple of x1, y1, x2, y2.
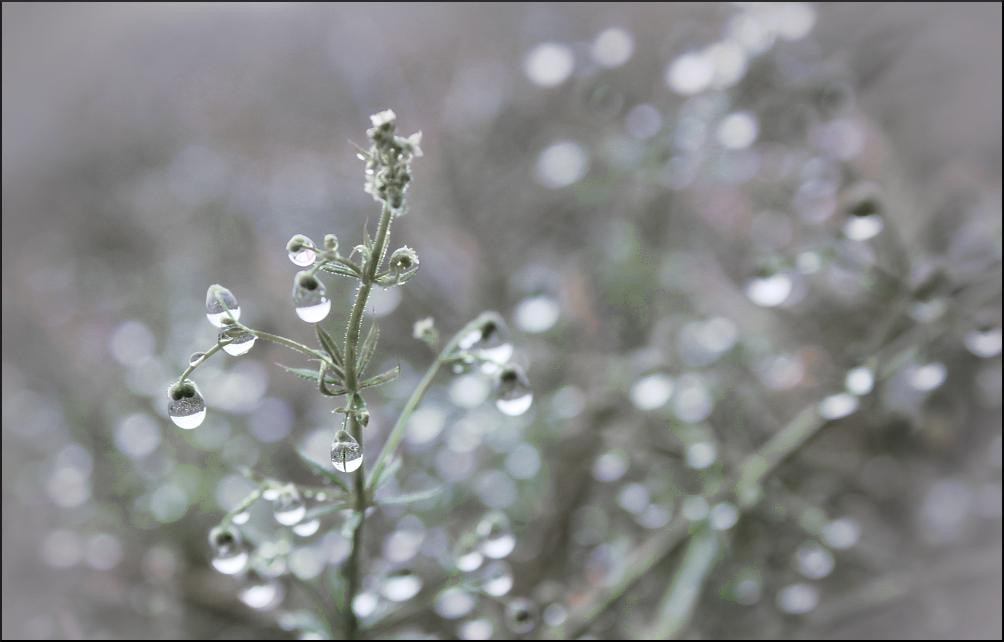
(2, 3, 1001, 639)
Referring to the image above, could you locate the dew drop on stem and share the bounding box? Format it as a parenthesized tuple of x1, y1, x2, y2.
(206, 284, 240, 327)
(453, 532, 485, 572)
(476, 511, 516, 559)
(272, 488, 306, 526)
(495, 366, 533, 416)
(208, 525, 248, 575)
(331, 429, 363, 473)
(460, 313, 514, 368)
(219, 321, 256, 356)
(167, 379, 206, 429)
(292, 271, 331, 323)
(505, 598, 539, 634)
(188, 352, 205, 366)
(381, 568, 423, 602)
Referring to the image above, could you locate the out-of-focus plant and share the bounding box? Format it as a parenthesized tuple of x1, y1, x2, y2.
(165, 111, 533, 638)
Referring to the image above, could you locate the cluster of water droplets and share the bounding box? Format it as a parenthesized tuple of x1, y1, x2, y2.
(331, 429, 363, 473)
(292, 271, 331, 323)
(167, 379, 206, 429)
(453, 314, 534, 416)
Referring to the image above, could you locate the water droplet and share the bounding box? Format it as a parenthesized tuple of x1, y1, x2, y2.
(523, 42, 574, 87)
(292, 272, 331, 323)
(686, 442, 717, 470)
(745, 272, 793, 307)
(709, 502, 740, 531)
(290, 248, 316, 267)
(495, 366, 533, 416)
(206, 284, 240, 327)
(292, 519, 320, 537)
(453, 532, 485, 572)
(505, 598, 539, 634)
(908, 362, 947, 391)
(352, 591, 379, 618)
(822, 518, 861, 549)
(188, 352, 205, 366)
(167, 380, 206, 429)
(965, 328, 1003, 357)
(479, 561, 514, 597)
(845, 366, 874, 395)
(459, 618, 494, 641)
(232, 511, 250, 525)
(477, 511, 516, 559)
(734, 577, 762, 605)
(272, 488, 306, 526)
(794, 541, 834, 579)
(630, 373, 674, 410)
(543, 603, 568, 627)
(381, 568, 423, 602)
(843, 214, 884, 241)
(209, 525, 248, 575)
(818, 393, 858, 419)
(776, 583, 819, 614)
(219, 324, 256, 356)
(593, 450, 629, 482)
(514, 295, 560, 333)
(435, 587, 476, 619)
(459, 312, 514, 367)
(331, 430, 363, 473)
(239, 577, 285, 610)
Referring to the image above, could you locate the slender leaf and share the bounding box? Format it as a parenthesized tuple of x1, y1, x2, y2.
(296, 449, 350, 492)
(316, 325, 345, 370)
(276, 363, 345, 394)
(358, 316, 380, 375)
(368, 455, 402, 491)
(320, 262, 361, 279)
(375, 485, 447, 506)
(341, 510, 362, 539)
(304, 501, 350, 521)
(359, 363, 400, 390)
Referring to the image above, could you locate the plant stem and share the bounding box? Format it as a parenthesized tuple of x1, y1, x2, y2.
(341, 202, 396, 640)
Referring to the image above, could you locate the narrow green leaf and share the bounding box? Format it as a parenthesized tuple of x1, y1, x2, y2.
(277, 363, 344, 394)
(304, 501, 350, 521)
(368, 455, 402, 491)
(375, 485, 446, 506)
(316, 325, 345, 369)
(358, 316, 380, 375)
(296, 449, 350, 492)
(320, 262, 362, 279)
(359, 363, 401, 390)
(341, 511, 362, 539)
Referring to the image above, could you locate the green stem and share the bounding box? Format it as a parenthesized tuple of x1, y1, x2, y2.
(177, 339, 231, 382)
(251, 329, 330, 362)
(649, 526, 721, 639)
(342, 202, 396, 640)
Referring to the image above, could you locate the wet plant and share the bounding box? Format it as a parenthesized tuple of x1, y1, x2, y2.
(166, 111, 533, 638)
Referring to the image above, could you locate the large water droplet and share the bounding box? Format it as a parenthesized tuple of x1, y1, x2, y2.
(505, 598, 539, 634)
(381, 568, 423, 602)
(206, 284, 241, 327)
(745, 272, 792, 307)
(209, 525, 248, 575)
(477, 511, 516, 559)
(292, 519, 320, 537)
(459, 313, 514, 368)
(167, 380, 206, 429)
(776, 583, 819, 614)
(495, 366, 533, 416)
(845, 366, 874, 395)
(818, 393, 858, 419)
(794, 541, 835, 579)
(188, 352, 205, 366)
(435, 587, 476, 619)
(219, 323, 256, 356)
(454, 532, 485, 572)
(965, 328, 1003, 357)
(239, 577, 285, 610)
(843, 214, 884, 241)
(272, 488, 306, 526)
(289, 248, 316, 267)
(231, 511, 250, 525)
(331, 430, 363, 473)
(479, 560, 514, 597)
(292, 272, 331, 323)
